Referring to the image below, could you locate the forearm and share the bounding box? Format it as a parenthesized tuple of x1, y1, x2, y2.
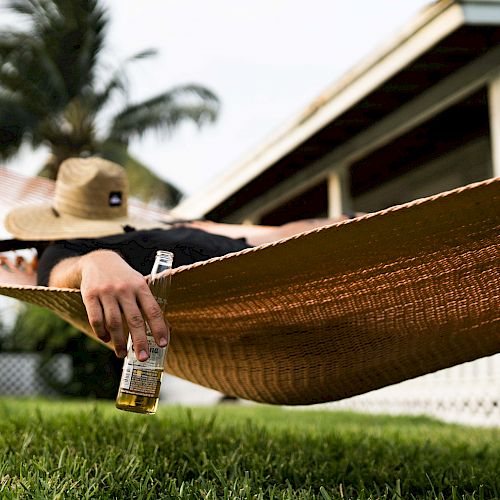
(180, 216, 364, 247)
(48, 255, 83, 288)
(48, 250, 117, 289)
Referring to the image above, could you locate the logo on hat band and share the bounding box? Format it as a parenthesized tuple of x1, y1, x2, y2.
(109, 191, 123, 207)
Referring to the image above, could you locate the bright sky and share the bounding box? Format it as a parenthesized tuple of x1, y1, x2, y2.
(5, 0, 432, 198)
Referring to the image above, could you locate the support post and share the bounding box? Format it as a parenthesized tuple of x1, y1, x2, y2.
(328, 168, 352, 218)
(488, 72, 500, 177)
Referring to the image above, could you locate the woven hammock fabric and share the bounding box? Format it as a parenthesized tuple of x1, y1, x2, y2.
(0, 178, 499, 404)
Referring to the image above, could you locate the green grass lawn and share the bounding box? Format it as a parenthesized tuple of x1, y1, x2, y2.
(0, 398, 499, 499)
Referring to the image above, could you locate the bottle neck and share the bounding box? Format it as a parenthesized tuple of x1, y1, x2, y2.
(151, 250, 174, 278)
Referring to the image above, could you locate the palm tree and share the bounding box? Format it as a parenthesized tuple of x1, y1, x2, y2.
(0, 0, 219, 206)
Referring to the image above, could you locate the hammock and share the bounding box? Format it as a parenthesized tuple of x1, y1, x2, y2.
(0, 175, 499, 405)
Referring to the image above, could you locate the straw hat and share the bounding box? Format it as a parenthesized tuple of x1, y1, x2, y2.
(5, 157, 163, 240)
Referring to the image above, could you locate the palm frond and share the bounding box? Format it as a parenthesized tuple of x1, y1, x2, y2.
(87, 70, 128, 114)
(127, 48, 158, 61)
(49, 0, 107, 97)
(169, 84, 219, 103)
(72, 1, 108, 94)
(6, 0, 108, 99)
(7, 0, 57, 20)
(107, 85, 220, 143)
(89, 47, 161, 113)
(0, 32, 25, 56)
(0, 97, 35, 160)
(0, 34, 67, 113)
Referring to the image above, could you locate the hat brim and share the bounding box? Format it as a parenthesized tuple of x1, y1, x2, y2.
(5, 203, 163, 240)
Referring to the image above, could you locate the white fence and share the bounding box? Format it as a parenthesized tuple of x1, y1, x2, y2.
(320, 354, 500, 427)
(0, 353, 71, 396)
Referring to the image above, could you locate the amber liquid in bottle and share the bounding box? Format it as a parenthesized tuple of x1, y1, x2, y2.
(115, 367, 163, 414)
(115, 250, 173, 414)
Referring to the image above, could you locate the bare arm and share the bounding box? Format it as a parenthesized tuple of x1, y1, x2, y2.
(49, 250, 170, 361)
(182, 214, 363, 246)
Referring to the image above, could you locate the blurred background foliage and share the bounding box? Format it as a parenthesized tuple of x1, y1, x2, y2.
(2, 304, 121, 398)
(0, 0, 220, 206)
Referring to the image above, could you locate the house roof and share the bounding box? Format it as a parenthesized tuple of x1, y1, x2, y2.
(173, 0, 500, 221)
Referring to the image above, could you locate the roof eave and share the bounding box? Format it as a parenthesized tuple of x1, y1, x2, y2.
(173, 0, 496, 218)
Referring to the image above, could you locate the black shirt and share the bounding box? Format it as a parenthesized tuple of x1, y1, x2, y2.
(37, 227, 251, 286)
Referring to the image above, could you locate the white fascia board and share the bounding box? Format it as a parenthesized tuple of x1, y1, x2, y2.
(173, 1, 466, 219)
(226, 44, 500, 222)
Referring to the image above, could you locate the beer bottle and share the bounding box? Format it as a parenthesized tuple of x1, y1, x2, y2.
(115, 250, 173, 414)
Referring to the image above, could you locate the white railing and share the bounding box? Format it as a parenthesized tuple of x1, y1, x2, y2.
(0, 353, 71, 396)
(320, 354, 500, 427)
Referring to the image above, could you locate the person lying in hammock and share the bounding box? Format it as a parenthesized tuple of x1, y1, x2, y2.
(2, 157, 359, 363)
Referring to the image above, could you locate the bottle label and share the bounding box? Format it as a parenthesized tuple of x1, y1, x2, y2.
(133, 335, 166, 369)
(125, 334, 166, 370)
(118, 335, 166, 396)
(119, 363, 162, 397)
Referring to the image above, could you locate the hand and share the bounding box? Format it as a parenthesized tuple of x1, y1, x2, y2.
(77, 250, 170, 360)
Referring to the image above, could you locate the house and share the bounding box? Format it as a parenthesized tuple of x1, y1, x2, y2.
(174, 0, 500, 225)
(173, 0, 500, 425)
